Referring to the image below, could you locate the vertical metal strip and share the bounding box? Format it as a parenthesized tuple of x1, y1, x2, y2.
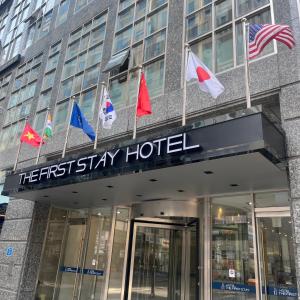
(120, 207, 132, 300)
(203, 197, 211, 300)
(181, 229, 186, 300)
(103, 206, 118, 300)
(52, 210, 71, 300)
(252, 193, 262, 300)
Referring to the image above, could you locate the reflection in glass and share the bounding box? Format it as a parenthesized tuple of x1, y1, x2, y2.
(212, 195, 256, 300)
(191, 36, 212, 70)
(186, 6, 212, 40)
(130, 226, 182, 300)
(215, 27, 233, 72)
(144, 59, 164, 98)
(144, 30, 166, 61)
(215, 0, 232, 27)
(235, 0, 269, 18)
(258, 217, 297, 300)
(186, 0, 212, 14)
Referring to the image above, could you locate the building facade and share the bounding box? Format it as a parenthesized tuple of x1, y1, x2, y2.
(0, 0, 300, 299)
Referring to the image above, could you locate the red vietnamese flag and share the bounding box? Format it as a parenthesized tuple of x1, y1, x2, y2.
(136, 72, 152, 117)
(20, 123, 43, 147)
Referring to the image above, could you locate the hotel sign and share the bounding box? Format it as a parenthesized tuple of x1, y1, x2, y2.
(18, 133, 201, 186)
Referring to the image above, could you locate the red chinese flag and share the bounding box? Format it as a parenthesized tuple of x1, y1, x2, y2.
(136, 72, 152, 117)
(20, 123, 43, 147)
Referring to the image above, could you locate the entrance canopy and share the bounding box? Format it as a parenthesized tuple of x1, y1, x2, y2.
(2, 112, 288, 208)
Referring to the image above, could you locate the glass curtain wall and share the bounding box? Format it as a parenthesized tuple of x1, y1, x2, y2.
(185, 0, 273, 72)
(109, 0, 168, 109)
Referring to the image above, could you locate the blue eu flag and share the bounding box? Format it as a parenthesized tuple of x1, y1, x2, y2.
(70, 102, 95, 141)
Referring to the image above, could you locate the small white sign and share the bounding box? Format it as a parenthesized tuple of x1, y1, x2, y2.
(229, 269, 236, 278)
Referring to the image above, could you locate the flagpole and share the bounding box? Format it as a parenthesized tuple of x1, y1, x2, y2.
(242, 18, 251, 109)
(182, 43, 190, 126)
(62, 96, 75, 158)
(94, 82, 106, 150)
(133, 65, 142, 140)
(13, 117, 28, 171)
(35, 107, 50, 164)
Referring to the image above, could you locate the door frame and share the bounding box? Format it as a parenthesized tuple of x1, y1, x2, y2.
(125, 220, 199, 300)
(255, 206, 292, 300)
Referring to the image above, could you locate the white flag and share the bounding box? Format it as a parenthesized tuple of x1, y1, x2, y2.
(99, 88, 117, 129)
(186, 51, 224, 99)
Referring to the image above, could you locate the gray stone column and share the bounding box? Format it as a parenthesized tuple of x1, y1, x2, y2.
(0, 199, 49, 300)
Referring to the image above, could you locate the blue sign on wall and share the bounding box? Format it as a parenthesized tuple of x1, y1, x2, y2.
(6, 247, 14, 257)
(60, 266, 104, 276)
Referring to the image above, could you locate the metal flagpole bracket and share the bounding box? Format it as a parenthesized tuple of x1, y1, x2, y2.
(94, 81, 107, 150)
(133, 65, 143, 140)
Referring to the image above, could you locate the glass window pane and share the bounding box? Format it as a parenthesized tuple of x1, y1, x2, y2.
(212, 195, 256, 299)
(82, 66, 99, 90)
(216, 27, 233, 72)
(80, 34, 90, 52)
(34, 110, 46, 136)
(42, 71, 55, 90)
(54, 101, 69, 132)
(59, 78, 73, 99)
(236, 10, 272, 65)
(136, 0, 146, 20)
(75, 0, 87, 12)
(236, 0, 269, 17)
(86, 44, 103, 67)
(109, 75, 128, 109)
(186, 6, 212, 40)
(79, 88, 96, 120)
(46, 53, 60, 72)
(149, 0, 167, 11)
(119, 0, 134, 11)
(90, 24, 105, 45)
(56, 0, 70, 26)
(147, 8, 167, 35)
(38, 90, 52, 110)
(255, 192, 290, 208)
(72, 73, 83, 94)
(191, 36, 212, 70)
(130, 43, 143, 68)
(144, 29, 166, 61)
(67, 40, 80, 59)
(133, 20, 144, 43)
(63, 58, 77, 79)
(114, 27, 132, 53)
(77, 52, 87, 73)
(186, 0, 212, 14)
(215, 0, 232, 27)
(117, 6, 134, 30)
(144, 59, 164, 98)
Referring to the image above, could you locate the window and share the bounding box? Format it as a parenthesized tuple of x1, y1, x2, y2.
(1, 0, 30, 62)
(36, 41, 62, 112)
(4, 54, 42, 125)
(53, 13, 107, 131)
(0, 120, 25, 151)
(109, 0, 168, 108)
(53, 101, 69, 133)
(75, 0, 94, 12)
(34, 110, 47, 136)
(185, 0, 272, 73)
(56, 0, 70, 26)
(0, 74, 12, 102)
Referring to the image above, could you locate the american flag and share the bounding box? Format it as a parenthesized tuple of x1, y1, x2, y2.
(249, 24, 295, 60)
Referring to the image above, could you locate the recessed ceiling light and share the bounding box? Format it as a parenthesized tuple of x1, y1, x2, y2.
(106, 185, 113, 188)
(97, 212, 102, 216)
(136, 194, 143, 197)
(72, 191, 78, 194)
(177, 189, 185, 193)
(117, 211, 121, 214)
(43, 195, 49, 198)
(247, 202, 252, 206)
(73, 201, 78, 205)
(204, 171, 214, 175)
(149, 179, 158, 182)
(230, 184, 239, 187)
(102, 198, 107, 201)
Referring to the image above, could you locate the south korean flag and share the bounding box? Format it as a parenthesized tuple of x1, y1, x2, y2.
(99, 87, 117, 129)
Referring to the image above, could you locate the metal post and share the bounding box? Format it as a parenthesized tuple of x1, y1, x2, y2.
(35, 107, 50, 164)
(94, 82, 106, 150)
(182, 43, 190, 126)
(13, 117, 28, 171)
(242, 18, 251, 109)
(133, 66, 142, 140)
(62, 96, 75, 158)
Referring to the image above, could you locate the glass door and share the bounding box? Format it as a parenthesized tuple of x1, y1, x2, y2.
(256, 213, 298, 300)
(127, 222, 198, 300)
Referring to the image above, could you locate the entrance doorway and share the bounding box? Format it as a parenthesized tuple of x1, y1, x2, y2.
(126, 220, 199, 300)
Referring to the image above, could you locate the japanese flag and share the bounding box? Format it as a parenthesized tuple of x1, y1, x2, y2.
(186, 51, 224, 99)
